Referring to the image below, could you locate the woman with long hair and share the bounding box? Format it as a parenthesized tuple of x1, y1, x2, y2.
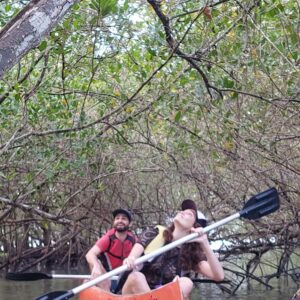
(122, 199, 224, 300)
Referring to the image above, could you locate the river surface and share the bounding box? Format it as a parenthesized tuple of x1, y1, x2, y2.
(0, 275, 298, 300)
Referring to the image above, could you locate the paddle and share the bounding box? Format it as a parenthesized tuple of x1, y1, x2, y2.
(6, 273, 91, 281)
(35, 187, 279, 300)
(6, 271, 229, 284)
(5, 272, 118, 281)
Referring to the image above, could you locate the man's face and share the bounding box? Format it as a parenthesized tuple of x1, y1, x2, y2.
(113, 213, 130, 232)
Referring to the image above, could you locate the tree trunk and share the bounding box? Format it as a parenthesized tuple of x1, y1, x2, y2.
(0, 0, 79, 78)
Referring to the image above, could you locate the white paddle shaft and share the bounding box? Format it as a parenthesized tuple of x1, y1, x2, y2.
(51, 274, 119, 280)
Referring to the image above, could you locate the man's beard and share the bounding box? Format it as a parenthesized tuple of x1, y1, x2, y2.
(114, 224, 129, 232)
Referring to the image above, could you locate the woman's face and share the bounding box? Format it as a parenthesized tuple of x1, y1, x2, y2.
(174, 209, 196, 229)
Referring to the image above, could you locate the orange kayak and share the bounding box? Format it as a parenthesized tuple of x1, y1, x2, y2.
(79, 280, 182, 300)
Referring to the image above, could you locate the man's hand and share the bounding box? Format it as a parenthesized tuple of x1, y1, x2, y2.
(91, 264, 103, 278)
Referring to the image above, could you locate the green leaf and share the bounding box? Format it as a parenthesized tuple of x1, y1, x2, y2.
(14, 93, 21, 101)
(141, 70, 147, 78)
(73, 3, 80, 10)
(223, 77, 234, 88)
(89, 0, 118, 17)
(5, 5, 11, 12)
(175, 111, 182, 122)
(38, 41, 47, 51)
(147, 48, 156, 56)
(158, 30, 165, 39)
(123, 0, 129, 11)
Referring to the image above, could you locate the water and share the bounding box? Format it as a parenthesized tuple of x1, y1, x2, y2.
(0, 277, 80, 300)
(0, 276, 298, 299)
(191, 277, 299, 299)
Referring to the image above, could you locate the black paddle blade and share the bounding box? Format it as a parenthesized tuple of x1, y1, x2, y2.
(35, 290, 74, 300)
(240, 187, 279, 220)
(6, 272, 51, 281)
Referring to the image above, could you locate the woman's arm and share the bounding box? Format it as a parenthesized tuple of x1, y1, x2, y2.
(123, 243, 145, 269)
(191, 228, 224, 281)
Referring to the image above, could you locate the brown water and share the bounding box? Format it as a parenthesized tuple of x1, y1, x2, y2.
(192, 277, 299, 299)
(0, 276, 298, 300)
(0, 277, 80, 300)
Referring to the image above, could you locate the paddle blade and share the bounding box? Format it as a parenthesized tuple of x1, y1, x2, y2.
(6, 272, 51, 281)
(240, 187, 279, 220)
(35, 290, 74, 300)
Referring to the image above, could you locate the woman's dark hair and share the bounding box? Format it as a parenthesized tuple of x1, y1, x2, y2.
(163, 223, 206, 272)
(197, 219, 207, 228)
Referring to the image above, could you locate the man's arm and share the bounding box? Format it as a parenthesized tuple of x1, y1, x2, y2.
(86, 244, 110, 279)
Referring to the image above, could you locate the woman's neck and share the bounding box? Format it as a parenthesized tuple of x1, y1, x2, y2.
(172, 226, 190, 241)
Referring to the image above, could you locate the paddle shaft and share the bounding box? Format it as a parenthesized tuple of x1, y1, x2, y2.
(71, 212, 240, 295)
(53, 275, 229, 284)
(51, 274, 119, 280)
(53, 274, 91, 280)
(6, 272, 119, 281)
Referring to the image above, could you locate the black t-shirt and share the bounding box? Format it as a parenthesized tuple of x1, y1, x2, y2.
(138, 227, 181, 288)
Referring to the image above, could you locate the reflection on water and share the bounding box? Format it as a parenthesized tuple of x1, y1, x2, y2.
(0, 277, 81, 300)
(191, 277, 298, 300)
(0, 275, 298, 300)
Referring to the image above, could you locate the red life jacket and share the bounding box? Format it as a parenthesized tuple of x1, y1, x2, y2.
(99, 228, 136, 271)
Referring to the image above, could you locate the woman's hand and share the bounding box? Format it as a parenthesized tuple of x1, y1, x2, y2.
(122, 243, 145, 270)
(190, 227, 209, 245)
(123, 256, 136, 270)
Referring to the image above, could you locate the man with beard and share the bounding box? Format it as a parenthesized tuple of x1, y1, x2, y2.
(85, 208, 138, 291)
